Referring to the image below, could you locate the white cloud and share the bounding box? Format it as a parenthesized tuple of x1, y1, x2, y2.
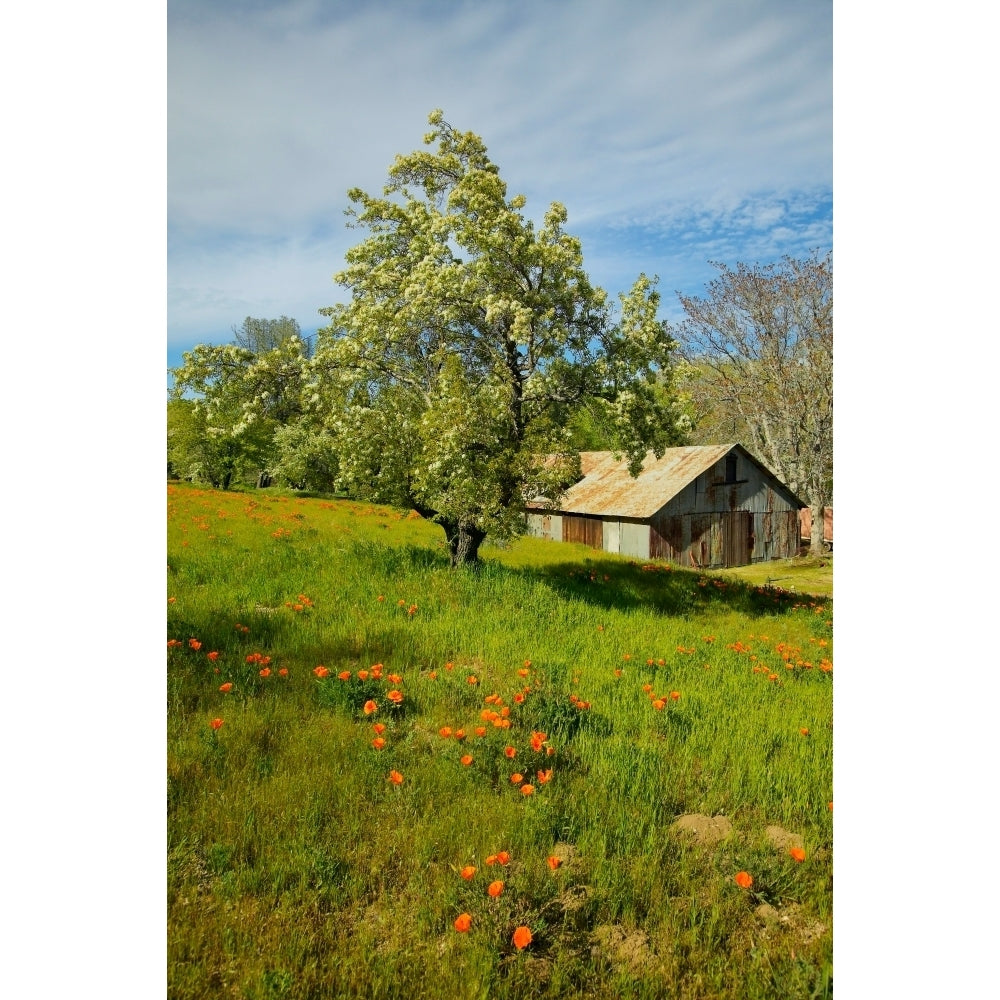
(168, 0, 831, 349)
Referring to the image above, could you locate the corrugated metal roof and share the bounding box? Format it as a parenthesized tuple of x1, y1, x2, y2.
(551, 445, 738, 519)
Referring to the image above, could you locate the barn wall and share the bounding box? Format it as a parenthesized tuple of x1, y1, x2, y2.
(526, 511, 562, 541)
(562, 514, 603, 549)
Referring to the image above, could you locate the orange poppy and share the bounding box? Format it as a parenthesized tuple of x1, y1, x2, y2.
(454, 729, 466, 741)
(373, 723, 386, 735)
(474, 727, 487, 738)
(188, 639, 202, 651)
(485, 854, 498, 866)
(388, 770, 404, 785)
(314, 666, 330, 678)
(537, 769, 552, 784)
(167, 640, 181, 648)
(518, 668, 529, 678)
(652, 699, 665, 711)
(259, 668, 271, 678)
(670, 691, 680, 700)
(377, 595, 385, 602)
(734, 871, 753, 889)
(487, 880, 504, 897)
(512, 926, 532, 950)
(428, 670, 438, 680)
(504, 746, 516, 759)
(520, 784, 535, 796)
(218, 682, 233, 693)
(460, 865, 476, 881)
(496, 851, 510, 866)
(445, 662, 454, 670)
(387, 689, 403, 704)
(460, 754, 473, 766)
(547, 856, 562, 870)
(372, 737, 386, 750)
(800, 727, 810, 736)
(210, 718, 224, 731)
(336, 669, 350, 681)
(278, 667, 288, 677)
(510, 773, 524, 784)
(513, 693, 525, 704)
(439, 727, 453, 738)
(387, 673, 401, 683)
(498, 719, 511, 729)
(206, 651, 219, 661)
(467, 675, 478, 685)
(358, 670, 369, 681)
(790, 847, 806, 862)
(454, 913, 472, 933)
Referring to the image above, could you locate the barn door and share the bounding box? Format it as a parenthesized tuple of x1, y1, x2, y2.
(721, 511, 754, 567)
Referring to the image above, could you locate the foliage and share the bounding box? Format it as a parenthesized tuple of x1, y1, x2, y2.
(674, 253, 832, 554)
(310, 110, 687, 564)
(270, 421, 340, 493)
(168, 483, 832, 1000)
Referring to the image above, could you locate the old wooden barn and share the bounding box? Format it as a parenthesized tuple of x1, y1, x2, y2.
(526, 445, 804, 569)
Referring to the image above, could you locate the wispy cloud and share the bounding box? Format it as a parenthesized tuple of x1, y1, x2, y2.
(168, 0, 831, 360)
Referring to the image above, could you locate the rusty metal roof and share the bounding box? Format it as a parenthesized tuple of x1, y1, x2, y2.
(550, 445, 738, 519)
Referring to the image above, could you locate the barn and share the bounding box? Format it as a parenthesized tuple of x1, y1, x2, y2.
(525, 444, 804, 569)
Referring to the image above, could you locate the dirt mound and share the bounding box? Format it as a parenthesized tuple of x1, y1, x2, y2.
(591, 924, 659, 973)
(765, 825, 804, 851)
(670, 813, 733, 845)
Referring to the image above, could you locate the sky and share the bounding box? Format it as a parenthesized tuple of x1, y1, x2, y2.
(168, 0, 832, 369)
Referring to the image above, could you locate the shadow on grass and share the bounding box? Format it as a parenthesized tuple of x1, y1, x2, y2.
(481, 554, 818, 619)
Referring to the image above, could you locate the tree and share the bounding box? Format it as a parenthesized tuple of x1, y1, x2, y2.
(674, 252, 832, 555)
(169, 318, 310, 489)
(311, 110, 686, 565)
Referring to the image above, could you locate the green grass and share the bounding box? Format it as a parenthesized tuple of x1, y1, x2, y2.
(168, 483, 833, 999)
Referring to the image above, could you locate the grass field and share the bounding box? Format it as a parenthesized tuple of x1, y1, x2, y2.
(167, 483, 833, 999)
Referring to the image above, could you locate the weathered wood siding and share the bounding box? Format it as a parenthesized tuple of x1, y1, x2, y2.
(525, 511, 563, 541)
(562, 514, 603, 549)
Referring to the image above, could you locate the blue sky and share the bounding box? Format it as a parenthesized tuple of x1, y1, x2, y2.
(168, 0, 831, 370)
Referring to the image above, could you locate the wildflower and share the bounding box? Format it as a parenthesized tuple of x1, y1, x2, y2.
(460, 754, 473, 766)
(670, 691, 680, 701)
(454, 729, 466, 741)
(312, 666, 329, 679)
(510, 773, 524, 784)
(504, 746, 516, 759)
(210, 718, 224, 731)
(387, 673, 402, 684)
(518, 668, 529, 678)
(496, 852, 510, 866)
(168, 597, 176, 604)
(460, 865, 476, 881)
(530, 732, 547, 751)
(474, 726, 486, 737)
(373, 723, 386, 735)
(467, 675, 478, 685)
(167, 639, 181, 648)
(487, 880, 504, 898)
(387, 689, 403, 704)
(278, 667, 288, 677)
(388, 770, 404, 785)
(337, 670, 350, 681)
(219, 682, 233, 693)
(790, 847, 806, 862)
(523, 659, 532, 668)
(547, 856, 562, 870)
(206, 651, 219, 662)
(188, 639, 202, 651)
(800, 727, 810, 736)
(520, 784, 535, 796)
(259, 668, 271, 678)
(363, 700, 378, 716)
(454, 913, 472, 933)
(652, 699, 665, 711)
(485, 855, 498, 867)
(537, 769, 552, 784)
(641, 684, 653, 693)
(372, 737, 386, 750)
(734, 871, 753, 889)
(439, 727, 453, 739)
(445, 662, 454, 670)
(512, 926, 533, 950)
(377, 595, 384, 602)
(513, 693, 524, 704)
(428, 670, 438, 680)
(358, 670, 369, 681)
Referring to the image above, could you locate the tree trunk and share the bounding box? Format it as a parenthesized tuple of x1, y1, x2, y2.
(222, 471, 233, 491)
(809, 501, 825, 557)
(441, 519, 488, 567)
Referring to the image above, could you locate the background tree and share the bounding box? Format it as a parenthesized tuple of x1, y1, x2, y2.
(311, 110, 686, 565)
(169, 319, 310, 489)
(674, 252, 832, 555)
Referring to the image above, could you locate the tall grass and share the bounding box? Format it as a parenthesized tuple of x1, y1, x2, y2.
(168, 484, 832, 999)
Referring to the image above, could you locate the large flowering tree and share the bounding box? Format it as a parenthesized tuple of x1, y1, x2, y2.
(311, 111, 686, 565)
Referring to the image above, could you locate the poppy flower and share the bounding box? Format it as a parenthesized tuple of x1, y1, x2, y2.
(388, 770, 404, 785)
(487, 880, 504, 897)
(790, 847, 806, 862)
(387, 689, 404, 704)
(547, 856, 562, 870)
(428, 670, 438, 680)
(388, 673, 402, 684)
(439, 727, 453, 739)
(206, 651, 219, 662)
(188, 639, 202, 651)
(518, 668, 529, 678)
(537, 769, 552, 784)
(504, 746, 516, 759)
(167, 640, 181, 648)
(734, 871, 753, 889)
(513, 693, 524, 704)
(485, 854, 498, 867)
(314, 666, 330, 679)
(460, 755, 473, 766)
(475, 727, 487, 738)
(278, 667, 288, 677)
(512, 926, 532, 950)
(454, 913, 472, 933)
(377, 595, 385, 602)
(219, 682, 233, 693)
(460, 866, 476, 881)
(334, 669, 348, 680)
(652, 699, 665, 711)
(800, 728, 810, 736)
(496, 852, 510, 866)
(510, 773, 523, 784)
(454, 729, 466, 741)
(363, 700, 378, 715)
(259, 668, 271, 678)
(373, 723, 386, 735)
(670, 691, 680, 701)
(372, 737, 386, 750)
(210, 718, 224, 731)
(445, 662, 454, 670)
(520, 784, 535, 796)
(357, 670, 369, 681)
(467, 675, 478, 685)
